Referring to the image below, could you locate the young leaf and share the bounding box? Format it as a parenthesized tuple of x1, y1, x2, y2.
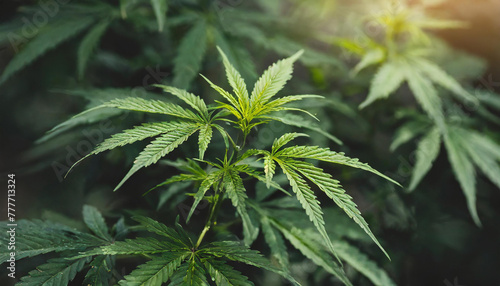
(250, 50, 303, 110)
(187, 169, 224, 223)
(82, 205, 112, 241)
(133, 216, 191, 247)
(359, 60, 406, 109)
(155, 85, 209, 120)
(409, 127, 441, 191)
(119, 252, 188, 286)
(198, 123, 213, 159)
(217, 46, 250, 112)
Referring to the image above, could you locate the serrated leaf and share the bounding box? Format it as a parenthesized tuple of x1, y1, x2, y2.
(133, 216, 191, 247)
(276, 161, 339, 262)
(414, 57, 478, 105)
(77, 20, 110, 79)
(277, 145, 400, 186)
(331, 241, 396, 286)
(78, 237, 187, 257)
(270, 223, 352, 286)
(261, 216, 289, 269)
(250, 50, 303, 110)
(114, 123, 199, 191)
(204, 259, 254, 286)
(119, 252, 188, 286)
(409, 127, 441, 190)
(151, 0, 168, 32)
(83, 255, 114, 286)
(198, 124, 213, 159)
(405, 67, 445, 129)
(217, 46, 250, 113)
(0, 220, 103, 262)
(390, 120, 430, 151)
(224, 169, 259, 246)
(187, 169, 224, 223)
(359, 61, 406, 109)
(80, 97, 199, 120)
(0, 17, 95, 84)
(18, 257, 91, 286)
(200, 241, 299, 285)
(183, 256, 209, 286)
(444, 126, 480, 225)
(272, 133, 309, 153)
(82, 205, 112, 241)
(266, 113, 342, 145)
(155, 85, 209, 120)
(173, 20, 207, 89)
(289, 160, 390, 260)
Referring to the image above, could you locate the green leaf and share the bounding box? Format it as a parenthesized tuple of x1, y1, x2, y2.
(264, 154, 276, 189)
(91, 121, 188, 156)
(151, 0, 168, 32)
(173, 20, 207, 89)
(200, 241, 299, 285)
(271, 223, 352, 286)
(204, 259, 254, 286)
(217, 46, 250, 112)
(265, 113, 342, 145)
(82, 205, 112, 241)
(276, 161, 339, 262)
(405, 67, 445, 129)
(352, 48, 385, 75)
(77, 20, 110, 79)
(115, 123, 199, 191)
(289, 160, 389, 260)
(80, 97, 199, 120)
(0, 17, 95, 84)
(261, 216, 289, 269)
(198, 124, 213, 159)
(250, 50, 303, 110)
(187, 169, 224, 223)
(83, 255, 114, 286)
(277, 145, 400, 186)
(331, 241, 396, 286)
(155, 85, 209, 120)
(444, 126, 480, 225)
(183, 256, 209, 286)
(272, 133, 309, 153)
(359, 61, 406, 109)
(414, 57, 478, 105)
(224, 169, 259, 246)
(79, 237, 187, 257)
(0, 220, 103, 262)
(390, 120, 430, 151)
(461, 129, 500, 190)
(133, 216, 192, 247)
(409, 127, 441, 190)
(18, 257, 91, 286)
(119, 252, 188, 286)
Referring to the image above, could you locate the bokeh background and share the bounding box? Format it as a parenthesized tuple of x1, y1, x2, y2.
(1, 0, 500, 285)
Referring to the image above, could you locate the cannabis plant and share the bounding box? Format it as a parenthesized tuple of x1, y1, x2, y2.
(1, 48, 399, 285)
(340, 2, 500, 225)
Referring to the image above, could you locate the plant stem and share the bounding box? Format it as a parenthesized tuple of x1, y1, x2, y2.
(195, 192, 223, 248)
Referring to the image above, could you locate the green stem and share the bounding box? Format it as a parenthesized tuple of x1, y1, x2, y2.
(195, 192, 224, 249)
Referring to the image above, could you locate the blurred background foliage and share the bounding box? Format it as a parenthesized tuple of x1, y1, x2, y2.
(1, 0, 500, 285)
